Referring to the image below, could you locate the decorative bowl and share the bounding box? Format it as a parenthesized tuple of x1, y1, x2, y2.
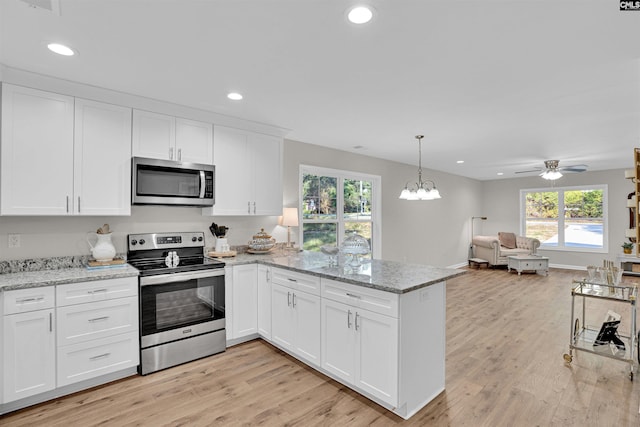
(248, 228, 276, 252)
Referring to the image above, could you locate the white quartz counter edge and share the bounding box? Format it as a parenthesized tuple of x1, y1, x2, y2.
(218, 251, 465, 294)
(0, 265, 139, 292)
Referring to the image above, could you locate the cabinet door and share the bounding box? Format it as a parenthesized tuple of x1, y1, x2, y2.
(271, 283, 295, 350)
(292, 290, 321, 367)
(207, 126, 252, 215)
(257, 265, 272, 339)
(132, 109, 175, 160)
(3, 309, 56, 403)
(321, 299, 356, 384)
(232, 264, 258, 338)
(251, 133, 283, 215)
(74, 98, 132, 215)
(355, 309, 398, 406)
(1, 84, 74, 215)
(175, 118, 213, 164)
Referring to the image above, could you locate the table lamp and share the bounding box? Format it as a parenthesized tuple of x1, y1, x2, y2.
(281, 207, 299, 250)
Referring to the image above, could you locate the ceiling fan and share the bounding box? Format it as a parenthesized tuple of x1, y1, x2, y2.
(515, 160, 588, 180)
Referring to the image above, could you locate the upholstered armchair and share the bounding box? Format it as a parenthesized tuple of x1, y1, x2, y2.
(472, 233, 541, 267)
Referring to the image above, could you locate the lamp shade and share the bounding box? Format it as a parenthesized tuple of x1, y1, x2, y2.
(281, 207, 299, 227)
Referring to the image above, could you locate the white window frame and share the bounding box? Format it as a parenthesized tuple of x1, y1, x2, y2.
(519, 184, 608, 253)
(299, 165, 382, 259)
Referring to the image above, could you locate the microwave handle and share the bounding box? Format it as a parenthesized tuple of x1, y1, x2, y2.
(199, 171, 206, 198)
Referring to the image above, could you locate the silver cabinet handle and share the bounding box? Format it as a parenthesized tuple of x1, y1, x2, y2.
(17, 296, 44, 304)
(248, 201, 251, 214)
(78, 196, 81, 213)
(292, 293, 297, 308)
(266, 269, 270, 281)
(66, 196, 69, 213)
(346, 293, 361, 299)
(88, 289, 108, 294)
(355, 312, 360, 331)
(177, 148, 182, 161)
(253, 201, 256, 214)
(49, 312, 53, 332)
(287, 291, 291, 307)
(89, 353, 111, 361)
(287, 278, 298, 283)
(347, 310, 352, 328)
(88, 316, 109, 323)
(169, 147, 174, 160)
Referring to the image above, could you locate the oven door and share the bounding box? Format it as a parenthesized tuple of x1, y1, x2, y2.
(139, 269, 225, 348)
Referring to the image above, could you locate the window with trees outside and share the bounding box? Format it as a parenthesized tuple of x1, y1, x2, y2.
(520, 185, 607, 252)
(300, 165, 381, 258)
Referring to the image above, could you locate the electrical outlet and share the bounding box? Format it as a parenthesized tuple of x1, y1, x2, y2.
(8, 234, 21, 248)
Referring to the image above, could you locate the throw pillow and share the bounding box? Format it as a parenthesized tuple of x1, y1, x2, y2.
(498, 232, 517, 249)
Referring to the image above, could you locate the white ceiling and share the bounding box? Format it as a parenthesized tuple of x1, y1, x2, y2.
(1, 0, 639, 181)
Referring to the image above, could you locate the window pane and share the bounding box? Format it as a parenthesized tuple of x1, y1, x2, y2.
(344, 179, 372, 220)
(564, 189, 604, 248)
(302, 174, 337, 220)
(302, 223, 337, 252)
(345, 222, 372, 259)
(525, 191, 558, 246)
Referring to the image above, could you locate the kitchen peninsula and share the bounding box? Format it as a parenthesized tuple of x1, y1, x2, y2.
(222, 250, 465, 419)
(1, 251, 463, 420)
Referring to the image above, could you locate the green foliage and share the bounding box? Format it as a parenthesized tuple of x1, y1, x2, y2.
(526, 189, 603, 219)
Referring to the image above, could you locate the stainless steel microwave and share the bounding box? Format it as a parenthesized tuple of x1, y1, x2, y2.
(132, 157, 215, 207)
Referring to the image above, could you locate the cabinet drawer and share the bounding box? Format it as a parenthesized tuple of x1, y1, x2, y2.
(4, 287, 55, 314)
(321, 278, 398, 318)
(272, 268, 320, 296)
(57, 296, 138, 346)
(56, 277, 138, 306)
(57, 331, 139, 387)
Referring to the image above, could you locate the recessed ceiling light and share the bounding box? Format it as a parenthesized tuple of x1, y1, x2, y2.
(456, 160, 464, 164)
(47, 43, 75, 56)
(347, 6, 373, 24)
(497, 172, 504, 176)
(227, 92, 243, 101)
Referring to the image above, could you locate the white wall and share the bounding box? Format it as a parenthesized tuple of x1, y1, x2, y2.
(480, 168, 631, 268)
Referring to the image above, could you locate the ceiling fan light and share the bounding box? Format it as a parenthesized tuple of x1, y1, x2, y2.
(541, 170, 563, 180)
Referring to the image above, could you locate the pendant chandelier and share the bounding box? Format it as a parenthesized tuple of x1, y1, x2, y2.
(399, 135, 441, 200)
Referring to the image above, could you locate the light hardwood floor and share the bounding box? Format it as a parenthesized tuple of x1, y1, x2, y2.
(2, 267, 640, 426)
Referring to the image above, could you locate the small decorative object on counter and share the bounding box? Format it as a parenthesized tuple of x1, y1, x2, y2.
(340, 232, 370, 267)
(87, 223, 116, 262)
(622, 242, 633, 254)
(321, 245, 340, 267)
(207, 222, 236, 257)
(248, 228, 276, 254)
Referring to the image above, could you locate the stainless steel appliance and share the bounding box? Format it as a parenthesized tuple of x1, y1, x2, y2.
(132, 157, 215, 206)
(127, 232, 226, 375)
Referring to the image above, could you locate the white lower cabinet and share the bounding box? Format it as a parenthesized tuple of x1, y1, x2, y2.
(257, 265, 271, 339)
(271, 279, 321, 367)
(229, 264, 258, 340)
(321, 298, 398, 406)
(3, 306, 56, 403)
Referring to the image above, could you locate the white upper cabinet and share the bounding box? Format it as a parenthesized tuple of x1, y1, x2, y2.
(1, 84, 75, 215)
(132, 109, 213, 164)
(1, 84, 132, 216)
(74, 98, 132, 215)
(204, 125, 282, 216)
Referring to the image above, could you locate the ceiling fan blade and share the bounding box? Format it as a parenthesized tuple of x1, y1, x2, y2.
(558, 164, 588, 173)
(515, 168, 543, 174)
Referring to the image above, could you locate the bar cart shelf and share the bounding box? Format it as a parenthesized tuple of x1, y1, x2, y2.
(563, 279, 639, 380)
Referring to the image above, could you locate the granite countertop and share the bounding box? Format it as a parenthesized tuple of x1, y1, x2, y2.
(0, 256, 139, 292)
(215, 250, 465, 294)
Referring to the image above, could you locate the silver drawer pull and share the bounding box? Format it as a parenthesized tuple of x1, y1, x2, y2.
(347, 310, 352, 328)
(88, 316, 109, 323)
(17, 296, 44, 303)
(287, 278, 298, 282)
(346, 293, 362, 299)
(89, 353, 110, 361)
(355, 312, 360, 331)
(88, 289, 108, 294)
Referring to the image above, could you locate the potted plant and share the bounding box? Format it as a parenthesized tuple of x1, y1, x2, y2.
(622, 241, 633, 254)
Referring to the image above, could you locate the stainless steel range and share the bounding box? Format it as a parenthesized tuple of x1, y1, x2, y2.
(127, 231, 226, 375)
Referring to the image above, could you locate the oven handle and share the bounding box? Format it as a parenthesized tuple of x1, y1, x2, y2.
(140, 268, 225, 286)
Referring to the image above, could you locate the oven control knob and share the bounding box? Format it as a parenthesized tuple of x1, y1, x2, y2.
(192, 236, 197, 242)
(198, 236, 203, 242)
(131, 239, 137, 246)
(139, 239, 146, 246)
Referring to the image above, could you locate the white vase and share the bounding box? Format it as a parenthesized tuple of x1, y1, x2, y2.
(87, 232, 116, 262)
